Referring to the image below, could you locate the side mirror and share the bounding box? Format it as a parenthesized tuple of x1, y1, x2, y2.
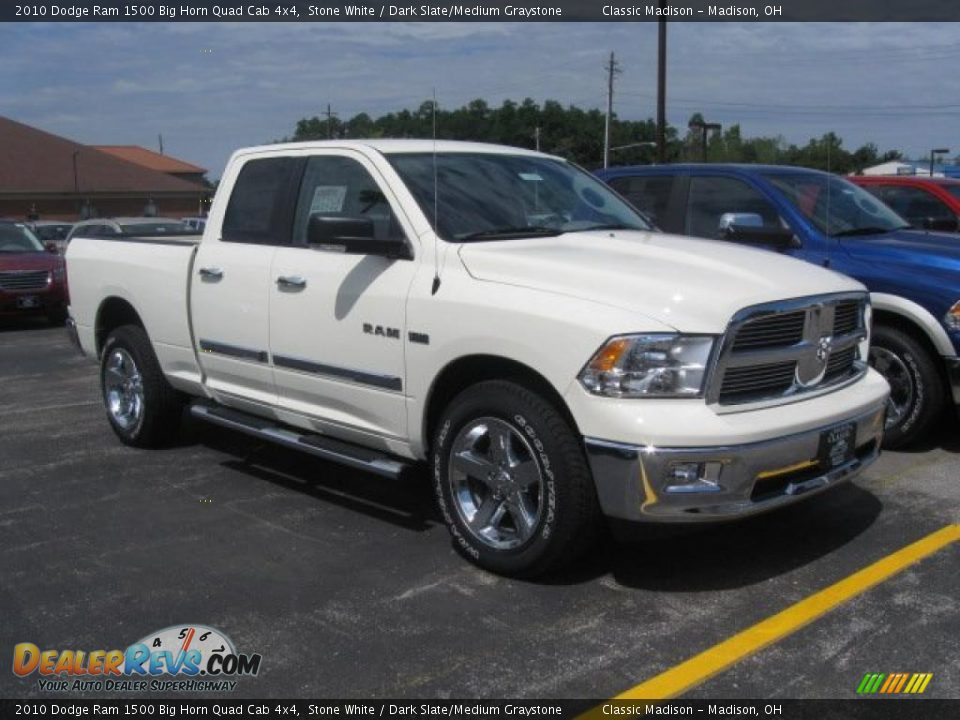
(44, 242, 59, 254)
(921, 216, 960, 233)
(718, 212, 801, 249)
(307, 215, 410, 260)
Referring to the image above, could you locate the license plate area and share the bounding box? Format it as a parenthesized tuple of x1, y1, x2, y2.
(818, 422, 857, 470)
(16, 295, 40, 309)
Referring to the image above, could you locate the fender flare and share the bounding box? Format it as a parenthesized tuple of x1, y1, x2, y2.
(870, 292, 955, 357)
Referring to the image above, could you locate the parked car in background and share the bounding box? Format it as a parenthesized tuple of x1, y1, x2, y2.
(597, 164, 960, 447)
(27, 220, 74, 253)
(850, 176, 960, 233)
(180, 216, 207, 232)
(65, 217, 190, 245)
(0, 220, 68, 324)
(65, 140, 889, 576)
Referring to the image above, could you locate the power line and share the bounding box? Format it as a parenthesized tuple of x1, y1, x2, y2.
(687, 40, 960, 62)
(615, 90, 960, 114)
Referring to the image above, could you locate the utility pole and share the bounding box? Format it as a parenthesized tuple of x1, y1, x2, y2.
(603, 51, 621, 169)
(534, 126, 541, 152)
(158, 134, 164, 154)
(656, 1, 667, 164)
(324, 104, 338, 139)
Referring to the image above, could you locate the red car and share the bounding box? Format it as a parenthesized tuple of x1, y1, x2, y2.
(0, 220, 68, 323)
(851, 175, 960, 232)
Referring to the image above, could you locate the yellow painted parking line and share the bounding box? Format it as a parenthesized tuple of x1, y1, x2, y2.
(582, 524, 960, 712)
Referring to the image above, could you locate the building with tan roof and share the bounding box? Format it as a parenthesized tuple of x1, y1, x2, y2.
(94, 145, 208, 186)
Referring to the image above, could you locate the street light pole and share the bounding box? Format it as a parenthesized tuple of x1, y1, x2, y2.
(930, 147, 950, 177)
(688, 121, 722, 162)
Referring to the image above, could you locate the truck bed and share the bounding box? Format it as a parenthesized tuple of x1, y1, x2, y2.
(65, 234, 204, 394)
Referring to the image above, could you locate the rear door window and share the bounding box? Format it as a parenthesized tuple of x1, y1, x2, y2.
(223, 157, 297, 244)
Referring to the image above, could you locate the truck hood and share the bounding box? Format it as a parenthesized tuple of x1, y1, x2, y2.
(458, 230, 864, 334)
(839, 229, 960, 280)
(0, 251, 59, 272)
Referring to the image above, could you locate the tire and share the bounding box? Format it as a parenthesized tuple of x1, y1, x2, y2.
(100, 324, 184, 448)
(432, 380, 601, 577)
(869, 324, 945, 449)
(47, 309, 67, 326)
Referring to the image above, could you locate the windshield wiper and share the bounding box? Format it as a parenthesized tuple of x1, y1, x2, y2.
(458, 226, 563, 242)
(568, 223, 642, 232)
(832, 226, 906, 237)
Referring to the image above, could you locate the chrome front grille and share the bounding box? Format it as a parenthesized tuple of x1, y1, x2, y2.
(0, 270, 50, 291)
(710, 294, 868, 408)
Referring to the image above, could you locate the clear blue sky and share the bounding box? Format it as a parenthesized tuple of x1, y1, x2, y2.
(5, 22, 959, 178)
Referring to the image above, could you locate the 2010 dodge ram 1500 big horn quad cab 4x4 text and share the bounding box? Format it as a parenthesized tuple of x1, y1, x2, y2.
(65, 141, 890, 576)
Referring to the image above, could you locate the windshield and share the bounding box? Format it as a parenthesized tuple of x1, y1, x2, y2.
(386, 152, 652, 241)
(764, 172, 909, 237)
(0, 224, 44, 253)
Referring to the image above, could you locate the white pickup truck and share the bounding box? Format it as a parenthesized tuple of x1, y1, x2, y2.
(66, 140, 890, 576)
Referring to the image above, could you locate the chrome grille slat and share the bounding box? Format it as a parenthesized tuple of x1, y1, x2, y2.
(724, 362, 796, 378)
(0, 270, 49, 291)
(710, 293, 868, 409)
(721, 364, 796, 389)
(833, 301, 860, 335)
(732, 310, 806, 350)
(724, 370, 795, 385)
(825, 347, 857, 380)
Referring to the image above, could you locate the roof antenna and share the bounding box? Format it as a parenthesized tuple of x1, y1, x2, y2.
(431, 88, 442, 296)
(826, 135, 832, 239)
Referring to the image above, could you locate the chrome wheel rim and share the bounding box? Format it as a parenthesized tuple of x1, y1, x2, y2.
(448, 417, 545, 551)
(104, 349, 144, 431)
(869, 346, 914, 429)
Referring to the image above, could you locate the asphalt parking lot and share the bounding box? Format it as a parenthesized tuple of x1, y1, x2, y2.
(1, 320, 958, 700)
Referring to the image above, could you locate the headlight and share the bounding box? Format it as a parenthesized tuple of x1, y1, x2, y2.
(52, 265, 65, 282)
(579, 334, 715, 398)
(945, 301, 960, 332)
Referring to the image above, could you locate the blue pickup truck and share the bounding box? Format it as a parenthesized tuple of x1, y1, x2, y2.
(596, 164, 960, 448)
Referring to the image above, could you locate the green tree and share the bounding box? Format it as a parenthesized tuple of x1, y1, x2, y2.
(285, 101, 901, 172)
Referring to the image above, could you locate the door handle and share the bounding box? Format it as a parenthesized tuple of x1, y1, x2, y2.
(277, 275, 307, 289)
(199, 266, 224, 280)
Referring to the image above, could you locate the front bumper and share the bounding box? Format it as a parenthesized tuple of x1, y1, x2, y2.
(584, 401, 886, 522)
(945, 356, 960, 406)
(0, 286, 66, 316)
